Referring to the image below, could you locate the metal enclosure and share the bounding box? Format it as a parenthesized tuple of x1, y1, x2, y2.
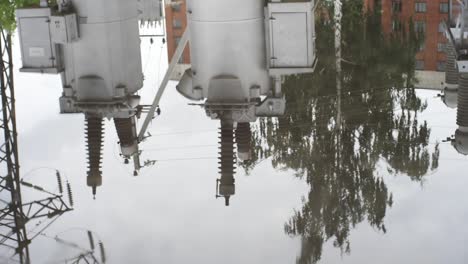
(16, 0, 149, 194)
(50, 13, 79, 44)
(17, 0, 144, 117)
(177, 0, 317, 206)
(265, 1, 316, 74)
(57, 0, 143, 117)
(186, 0, 271, 102)
(16, 8, 63, 73)
(179, 0, 317, 122)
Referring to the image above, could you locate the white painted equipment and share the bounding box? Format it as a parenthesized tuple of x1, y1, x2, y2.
(16, 0, 162, 195)
(445, 0, 468, 155)
(177, 0, 316, 124)
(177, 0, 316, 117)
(17, 0, 144, 116)
(173, 0, 317, 206)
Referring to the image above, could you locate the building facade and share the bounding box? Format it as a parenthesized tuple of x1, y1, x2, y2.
(366, 0, 458, 71)
(165, 0, 191, 64)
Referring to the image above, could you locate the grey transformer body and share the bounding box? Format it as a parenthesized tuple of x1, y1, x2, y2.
(176, 0, 317, 205)
(16, 0, 163, 196)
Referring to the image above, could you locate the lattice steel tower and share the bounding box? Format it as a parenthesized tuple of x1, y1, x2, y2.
(0, 29, 73, 264)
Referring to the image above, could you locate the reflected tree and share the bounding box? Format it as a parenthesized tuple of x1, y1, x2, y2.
(0, 0, 39, 32)
(241, 1, 438, 263)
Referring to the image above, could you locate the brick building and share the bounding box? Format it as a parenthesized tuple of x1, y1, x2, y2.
(165, 0, 458, 72)
(165, 0, 191, 79)
(366, 0, 459, 71)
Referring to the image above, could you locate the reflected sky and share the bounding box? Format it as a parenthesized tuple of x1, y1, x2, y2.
(3, 1, 468, 264)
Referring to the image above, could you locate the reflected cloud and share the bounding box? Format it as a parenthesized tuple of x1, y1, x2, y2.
(4, 0, 466, 263)
(240, 1, 440, 263)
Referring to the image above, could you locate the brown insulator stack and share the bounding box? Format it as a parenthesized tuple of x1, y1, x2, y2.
(458, 74, 468, 128)
(235, 122, 252, 162)
(218, 119, 236, 206)
(99, 241, 106, 263)
(56, 170, 63, 194)
(67, 181, 74, 207)
(85, 116, 104, 198)
(446, 42, 459, 86)
(114, 118, 135, 147)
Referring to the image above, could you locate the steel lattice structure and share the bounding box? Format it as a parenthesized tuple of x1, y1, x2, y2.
(53, 231, 106, 264)
(0, 29, 73, 264)
(0, 28, 30, 264)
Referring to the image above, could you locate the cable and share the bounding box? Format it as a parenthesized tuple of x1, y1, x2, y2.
(20, 167, 71, 195)
(28, 215, 61, 241)
(155, 157, 217, 162)
(142, 43, 153, 74)
(142, 144, 217, 152)
(155, 42, 164, 92)
(147, 128, 217, 137)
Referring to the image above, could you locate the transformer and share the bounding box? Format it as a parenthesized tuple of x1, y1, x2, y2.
(178, 0, 316, 113)
(175, 0, 317, 205)
(16, 0, 163, 196)
(445, 0, 468, 156)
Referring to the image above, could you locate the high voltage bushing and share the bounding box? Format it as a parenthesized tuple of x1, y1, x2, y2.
(458, 74, 468, 128)
(446, 42, 459, 86)
(56, 170, 63, 194)
(454, 72, 468, 155)
(114, 118, 135, 147)
(67, 181, 74, 207)
(235, 122, 252, 162)
(99, 241, 106, 263)
(87, 231, 95, 251)
(218, 120, 236, 206)
(85, 116, 104, 197)
(219, 120, 236, 178)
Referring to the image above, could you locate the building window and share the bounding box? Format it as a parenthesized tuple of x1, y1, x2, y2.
(439, 22, 446, 33)
(173, 19, 182, 29)
(415, 2, 427, 13)
(392, 1, 402, 13)
(437, 61, 446, 71)
(171, 3, 181, 12)
(419, 41, 425, 52)
(392, 19, 402, 31)
(416, 60, 425, 70)
(415, 21, 426, 33)
(174, 37, 181, 46)
(440, 3, 449, 13)
(438, 43, 446, 52)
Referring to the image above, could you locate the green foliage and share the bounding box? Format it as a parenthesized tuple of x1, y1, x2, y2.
(0, 0, 39, 32)
(240, 1, 436, 264)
